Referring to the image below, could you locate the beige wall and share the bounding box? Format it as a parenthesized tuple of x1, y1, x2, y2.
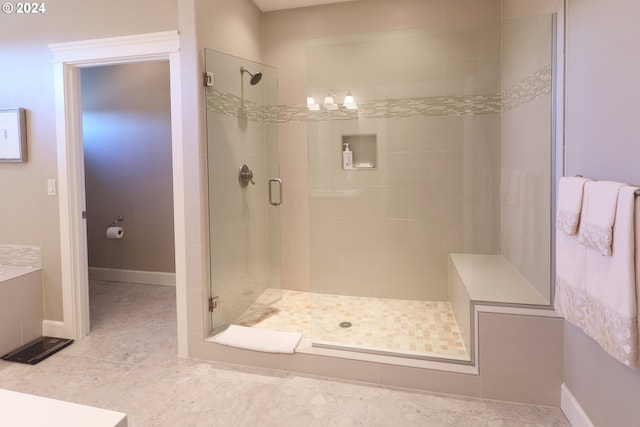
(564, 0, 640, 425)
(264, 0, 503, 295)
(195, 0, 263, 62)
(503, 0, 564, 18)
(0, 0, 177, 321)
(305, 21, 502, 300)
(82, 62, 175, 273)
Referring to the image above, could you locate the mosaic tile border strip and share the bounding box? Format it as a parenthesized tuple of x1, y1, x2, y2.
(205, 88, 265, 123)
(206, 64, 551, 123)
(0, 244, 42, 268)
(207, 90, 502, 124)
(502, 64, 552, 112)
(269, 94, 502, 123)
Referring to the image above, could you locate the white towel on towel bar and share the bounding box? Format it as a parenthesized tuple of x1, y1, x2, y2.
(556, 176, 589, 235)
(213, 325, 303, 354)
(578, 180, 625, 256)
(556, 184, 639, 368)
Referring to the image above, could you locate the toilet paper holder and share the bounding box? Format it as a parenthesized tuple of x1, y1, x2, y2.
(106, 216, 125, 240)
(109, 215, 123, 227)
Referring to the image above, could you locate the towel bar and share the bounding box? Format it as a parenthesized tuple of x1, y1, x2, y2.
(573, 175, 640, 196)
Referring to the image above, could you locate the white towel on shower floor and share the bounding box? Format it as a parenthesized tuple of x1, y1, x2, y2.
(213, 325, 303, 354)
(556, 176, 589, 235)
(578, 180, 625, 256)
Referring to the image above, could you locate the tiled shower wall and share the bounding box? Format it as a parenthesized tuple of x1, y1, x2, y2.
(264, 0, 504, 298)
(307, 115, 501, 301)
(264, 0, 553, 301)
(305, 20, 504, 301)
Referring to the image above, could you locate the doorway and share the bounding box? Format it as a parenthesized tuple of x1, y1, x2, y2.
(49, 31, 188, 355)
(81, 61, 176, 334)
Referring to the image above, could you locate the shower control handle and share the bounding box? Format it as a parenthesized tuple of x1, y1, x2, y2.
(269, 178, 282, 206)
(239, 164, 255, 187)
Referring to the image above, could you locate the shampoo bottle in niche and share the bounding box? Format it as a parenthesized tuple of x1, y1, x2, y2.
(342, 143, 353, 170)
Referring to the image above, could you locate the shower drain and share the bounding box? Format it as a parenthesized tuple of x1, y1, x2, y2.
(339, 321, 352, 328)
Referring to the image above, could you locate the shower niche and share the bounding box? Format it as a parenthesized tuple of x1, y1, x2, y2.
(341, 134, 376, 170)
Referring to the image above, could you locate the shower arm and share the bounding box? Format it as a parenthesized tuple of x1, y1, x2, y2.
(240, 66, 262, 86)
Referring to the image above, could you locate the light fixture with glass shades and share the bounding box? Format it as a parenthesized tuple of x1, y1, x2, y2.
(306, 96, 320, 111)
(342, 91, 358, 109)
(323, 95, 338, 110)
(306, 91, 358, 111)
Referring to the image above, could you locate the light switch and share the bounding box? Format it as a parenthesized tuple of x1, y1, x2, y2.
(47, 179, 56, 196)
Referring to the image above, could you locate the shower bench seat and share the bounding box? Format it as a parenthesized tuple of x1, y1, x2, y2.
(448, 254, 550, 355)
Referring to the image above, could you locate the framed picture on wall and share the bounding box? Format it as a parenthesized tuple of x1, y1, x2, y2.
(0, 108, 27, 162)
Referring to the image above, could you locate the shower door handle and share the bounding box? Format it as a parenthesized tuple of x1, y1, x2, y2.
(269, 178, 282, 206)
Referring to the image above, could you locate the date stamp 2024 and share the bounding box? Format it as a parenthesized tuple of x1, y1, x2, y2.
(2, 2, 46, 14)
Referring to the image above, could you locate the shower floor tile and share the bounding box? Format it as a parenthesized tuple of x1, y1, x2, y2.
(243, 290, 468, 360)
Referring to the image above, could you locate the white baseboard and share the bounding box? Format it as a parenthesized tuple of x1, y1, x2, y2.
(42, 320, 70, 339)
(561, 383, 594, 427)
(88, 267, 176, 286)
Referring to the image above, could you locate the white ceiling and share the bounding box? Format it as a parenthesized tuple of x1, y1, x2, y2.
(252, 0, 355, 12)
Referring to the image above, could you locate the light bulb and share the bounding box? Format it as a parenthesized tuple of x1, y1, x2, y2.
(307, 96, 320, 111)
(343, 92, 358, 109)
(323, 95, 338, 110)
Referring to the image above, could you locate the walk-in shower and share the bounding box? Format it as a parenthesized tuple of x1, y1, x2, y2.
(205, 7, 558, 364)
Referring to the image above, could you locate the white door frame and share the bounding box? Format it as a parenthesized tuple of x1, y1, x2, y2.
(49, 31, 187, 355)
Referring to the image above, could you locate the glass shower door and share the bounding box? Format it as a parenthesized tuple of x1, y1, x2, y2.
(204, 49, 281, 334)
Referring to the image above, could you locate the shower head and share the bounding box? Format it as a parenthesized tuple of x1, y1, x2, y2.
(240, 67, 263, 85)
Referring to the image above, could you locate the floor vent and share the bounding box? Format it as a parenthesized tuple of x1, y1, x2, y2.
(1, 336, 74, 365)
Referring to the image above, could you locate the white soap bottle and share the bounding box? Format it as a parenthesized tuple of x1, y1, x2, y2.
(342, 143, 353, 170)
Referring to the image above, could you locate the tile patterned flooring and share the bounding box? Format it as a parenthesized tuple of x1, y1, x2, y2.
(0, 281, 570, 426)
(242, 289, 469, 360)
